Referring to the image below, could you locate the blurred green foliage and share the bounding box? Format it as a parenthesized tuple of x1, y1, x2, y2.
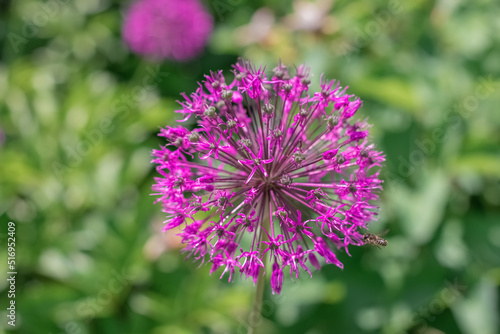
(1, 0, 499, 333)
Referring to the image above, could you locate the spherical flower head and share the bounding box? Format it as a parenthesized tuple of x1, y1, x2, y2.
(152, 60, 385, 294)
(123, 0, 213, 61)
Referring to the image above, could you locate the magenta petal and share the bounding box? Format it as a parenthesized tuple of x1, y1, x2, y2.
(245, 167, 258, 184)
(239, 159, 254, 165)
(308, 253, 321, 270)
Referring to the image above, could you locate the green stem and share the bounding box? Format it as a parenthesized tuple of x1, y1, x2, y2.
(248, 215, 270, 334)
(248, 261, 266, 334)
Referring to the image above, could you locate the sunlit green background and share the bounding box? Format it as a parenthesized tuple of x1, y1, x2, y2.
(1, 0, 499, 333)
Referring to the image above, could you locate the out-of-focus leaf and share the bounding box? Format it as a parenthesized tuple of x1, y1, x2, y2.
(353, 77, 421, 112)
(389, 169, 450, 244)
(452, 154, 500, 177)
(452, 278, 499, 334)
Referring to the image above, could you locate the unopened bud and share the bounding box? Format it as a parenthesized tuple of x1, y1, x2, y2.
(273, 129, 283, 138)
(221, 90, 233, 101)
(327, 115, 339, 128)
(299, 108, 309, 117)
(263, 104, 275, 115)
(273, 65, 287, 79)
(174, 137, 184, 146)
(293, 151, 306, 164)
(301, 77, 311, 86)
(280, 174, 292, 186)
(188, 132, 200, 142)
(204, 106, 217, 119)
(238, 138, 252, 148)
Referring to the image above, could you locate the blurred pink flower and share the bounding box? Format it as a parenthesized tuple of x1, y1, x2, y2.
(123, 0, 213, 61)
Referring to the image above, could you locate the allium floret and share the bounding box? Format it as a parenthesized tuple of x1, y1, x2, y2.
(152, 60, 385, 294)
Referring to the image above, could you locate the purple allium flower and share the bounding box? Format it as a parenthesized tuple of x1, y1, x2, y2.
(123, 0, 213, 61)
(152, 60, 385, 294)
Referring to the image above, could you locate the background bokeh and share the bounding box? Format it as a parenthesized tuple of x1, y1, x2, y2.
(1, 0, 499, 333)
